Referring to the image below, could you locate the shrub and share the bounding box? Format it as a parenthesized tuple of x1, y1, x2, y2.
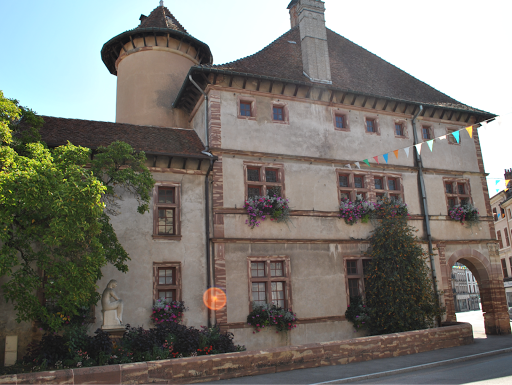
(448, 203, 479, 226)
(344, 296, 370, 332)
(244, 195, 290, 228)
(150, 299, 186, 326)
(247, 303, 297, 333)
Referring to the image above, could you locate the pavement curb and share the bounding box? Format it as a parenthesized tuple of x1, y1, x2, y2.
(310, 347, 512, 384)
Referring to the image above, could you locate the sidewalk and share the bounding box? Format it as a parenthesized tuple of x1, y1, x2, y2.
(205, 311, 512, 384)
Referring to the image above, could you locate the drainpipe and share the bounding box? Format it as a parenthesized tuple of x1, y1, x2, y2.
(411, 105, 440, 326)
(189, 75, 214, 327)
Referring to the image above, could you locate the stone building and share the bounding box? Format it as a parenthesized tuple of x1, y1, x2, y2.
(451, 263, 480, 312)
(1, 0, 510, 362)
(490, 169, 512, 307)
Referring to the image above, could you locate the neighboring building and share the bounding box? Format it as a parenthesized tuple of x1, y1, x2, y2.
(452, 263, 480, 312)
(490, 169, 512, 307)
(1, 0, 510, 361)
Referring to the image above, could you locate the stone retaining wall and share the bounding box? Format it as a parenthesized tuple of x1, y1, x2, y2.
(0, 323, 473, 384)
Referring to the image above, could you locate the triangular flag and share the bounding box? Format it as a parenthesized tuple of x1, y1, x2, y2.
(465, 126, 473, 138)
(355, 162, 361, 169)
(496, 189, 500, 193)
(496, 180, 500, 185)
(480, 121, 487, 129)
(497, 116, 503, 125)
(438, 135, 447, 141)
(393, 150, 399, 159)
(415, 143, 422, 155)
(345, 164, 352, 169)
(404, 147, 410, 158)
(383, 153, 389, 164)
(452, 131, 460, 143)
(427, 140, 434, 152)
(506, 180, 510, 186)
(373, 156, 379, 164)
(363, 159, 370, 167)
(498, 212, 501, 219)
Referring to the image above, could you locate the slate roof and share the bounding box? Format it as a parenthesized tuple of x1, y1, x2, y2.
(208, 27, 489, 115)
(39, 116, 208, 158)
(138, 6, 187, 33)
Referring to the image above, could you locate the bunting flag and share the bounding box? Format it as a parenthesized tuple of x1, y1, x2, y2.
(496, 180, 500, 185)
(506, 180, 510, 186)
(373, 156, 379, 164)
(497, 212, 501, 219)
(497, 116, 503, 125)
(427, 140, 434, 152)
(404, 147, 410, 158)
(480, 121, 487, 129)
(363, 159, 370, 167)
(383, 153, 389, 164)
(452, 131, 460, 143)
(393, 150, 399, 159)
(438, 135, 447, 141)
(355, 162, 361, 169)
(465, 126, 473, 138)
(415, 143, 422, 155)
(345, 164, 352, 169)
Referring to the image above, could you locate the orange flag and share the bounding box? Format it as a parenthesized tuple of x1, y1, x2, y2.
(465, 126, 473, 138)
(393, 150, 399, 159)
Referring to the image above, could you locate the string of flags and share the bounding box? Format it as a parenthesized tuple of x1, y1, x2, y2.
(343, 112, 510, 193)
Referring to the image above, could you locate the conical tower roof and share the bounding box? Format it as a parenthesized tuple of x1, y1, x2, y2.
(138, 5, 187, 33)
(101, 3, 212, 75)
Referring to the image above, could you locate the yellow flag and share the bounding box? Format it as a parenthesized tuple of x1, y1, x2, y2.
(393, 150, 399, 159)
(465, 126, 473, 138)
(506, 179, 510, 186)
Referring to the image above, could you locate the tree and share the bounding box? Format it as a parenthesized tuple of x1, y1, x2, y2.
(0, 91, 154, 331)
(364, 200, 444, 335)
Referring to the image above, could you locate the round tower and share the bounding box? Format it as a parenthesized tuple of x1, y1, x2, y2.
(101, 2, 212, 128)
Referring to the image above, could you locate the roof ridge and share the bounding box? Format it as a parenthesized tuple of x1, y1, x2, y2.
(138, 5, 187, 33)
(212, 27, 299, 68)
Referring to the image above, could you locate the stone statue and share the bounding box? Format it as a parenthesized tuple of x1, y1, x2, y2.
(101, 279, 124, 330)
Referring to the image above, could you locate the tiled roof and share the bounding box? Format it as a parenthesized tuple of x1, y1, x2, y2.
(138, 6, 187, 33)
(212, 27, 489, 114)
(39, 116, 207, 158)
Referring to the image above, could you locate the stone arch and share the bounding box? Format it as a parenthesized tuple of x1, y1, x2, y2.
(445, 246, 510, 335)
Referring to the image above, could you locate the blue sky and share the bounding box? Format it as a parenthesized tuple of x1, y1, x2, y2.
(1, 0, 510, 192)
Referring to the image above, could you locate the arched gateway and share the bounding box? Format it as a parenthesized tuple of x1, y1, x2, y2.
(441, 244, 510, 335)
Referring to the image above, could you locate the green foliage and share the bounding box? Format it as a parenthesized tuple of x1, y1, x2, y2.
(364, 216, 444, 335)
(0, 91, 154, 331)
(344, 296, 370, 332)
(247, 303, 297, 333)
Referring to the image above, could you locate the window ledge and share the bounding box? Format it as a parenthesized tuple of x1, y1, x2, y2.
(237, 115, 257, 121)
(272, 120, 289, 125)
(152, 235, 182, 241)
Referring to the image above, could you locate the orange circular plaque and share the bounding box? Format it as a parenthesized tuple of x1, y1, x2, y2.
(203, 287, 227, 310)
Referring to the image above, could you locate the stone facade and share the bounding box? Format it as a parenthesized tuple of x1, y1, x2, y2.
(1, 0, 510, 364)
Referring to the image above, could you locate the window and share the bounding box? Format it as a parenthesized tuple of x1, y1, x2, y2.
(345, 258, 372, 303)
(271, 102, 288, 124)
(447, 128, 461, 144)
(422, 126, 433, 140)
(366, 118, 376, 133)
(153, 182, 181, 239)
(501, 259, 508, 278)
(493, 208, 498, 221)
(395, 122, 404, 137)
(153, 262, 181, 302)
(333, 112, 349, 131)
(338, 171, 404, 202)
(505, 229, 510, 247)
(248, 257, 291, 310)
(237, 96, 256, 120)
(273, 107, 283, 121)
(245, 163, 284, 199)
(240, 102, 252, 117)
(444, 179, 471, 210)
(497, 231, 503, 249)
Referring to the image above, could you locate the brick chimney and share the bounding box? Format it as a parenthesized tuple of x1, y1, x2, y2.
(287, 0, 332, 84)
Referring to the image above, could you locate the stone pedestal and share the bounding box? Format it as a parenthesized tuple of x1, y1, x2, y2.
(101, 309, 124, 331)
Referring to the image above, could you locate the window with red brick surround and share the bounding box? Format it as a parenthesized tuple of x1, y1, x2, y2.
(394, 121, 407, 138)
(497, 231, 503, 249)
(422, 126, 433, 140)
(337, 171, 404, 203)
(244, 162, 285, 200)
(443, 178, 471, 210)
(271, 102, 289, 124)
(505, 228, 510, 247)
(501, 259, 508, 278)
(365, 117, 379, 135)
(153, 182, 181, 240)
(237, 96, 256, 120)
(153, 262, 181, 302)
(247, 256, 292, 310)
(345, 257, 372, 305)
(333, 110, 349, 131)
